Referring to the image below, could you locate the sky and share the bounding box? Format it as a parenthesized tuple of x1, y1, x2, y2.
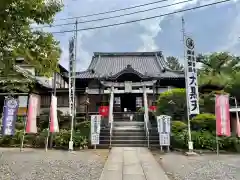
(43, 0, 240, 71)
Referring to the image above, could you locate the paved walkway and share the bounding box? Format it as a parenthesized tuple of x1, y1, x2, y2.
(99, 147, 169, 180)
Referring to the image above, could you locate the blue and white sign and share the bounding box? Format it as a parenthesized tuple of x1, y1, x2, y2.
(2, 97, 19, 135)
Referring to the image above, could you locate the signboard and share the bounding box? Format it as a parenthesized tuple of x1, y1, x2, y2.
(26, 94, 40, 134)
(215, 95, 231, 136)
(124, 81, 132, 93)
(17, 96, 28, 115)
(114, 97, 121, 105)
(91, 115, 101, 145)
(2, 97, 19, 135)
(185, 37, 199, 115)
(157, 115, 171, 146)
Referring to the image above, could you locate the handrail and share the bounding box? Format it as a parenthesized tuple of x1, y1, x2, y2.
(144, 114, 150, 148)
(109, 115, 113, 148)
(143, 86, 150, 148)
(108, 87, 114, 148)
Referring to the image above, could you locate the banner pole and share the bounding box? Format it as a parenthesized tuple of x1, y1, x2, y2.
(216, 134, 219, 156)
(20, 93, 30, 152)
(45, 95, 52, 152)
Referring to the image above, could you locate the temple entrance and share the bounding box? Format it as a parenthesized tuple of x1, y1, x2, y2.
(120, 94, 136, 112)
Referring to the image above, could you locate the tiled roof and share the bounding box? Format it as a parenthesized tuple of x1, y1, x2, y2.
(76, 51, 184, 79)
(14, 66, 52, 88)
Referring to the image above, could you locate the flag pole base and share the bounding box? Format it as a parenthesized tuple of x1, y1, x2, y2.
(69, 141, 73, 151)
(188, 141, 193, 152)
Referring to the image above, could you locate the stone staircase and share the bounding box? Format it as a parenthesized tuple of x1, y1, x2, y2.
(99, 120, 147, 147)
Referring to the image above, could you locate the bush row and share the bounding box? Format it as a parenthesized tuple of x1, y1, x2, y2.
(171, 130, 240, 152)
(0, 120, 90, 149)
(0, 129, 89, 149)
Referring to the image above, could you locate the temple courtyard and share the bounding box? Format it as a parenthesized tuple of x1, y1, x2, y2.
(0, 148, 240, 180)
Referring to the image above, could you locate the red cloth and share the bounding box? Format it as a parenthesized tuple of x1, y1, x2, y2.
(99, 106, 109, 117)
(149, 106, 157, 112)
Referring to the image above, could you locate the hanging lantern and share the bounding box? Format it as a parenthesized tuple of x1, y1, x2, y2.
(99, 106, 109, 117)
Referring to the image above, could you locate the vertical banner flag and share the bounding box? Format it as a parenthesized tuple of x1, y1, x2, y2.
(69, 37, 75, 117)
(215, 95, 231, 136)
(91, 115, 101, 145)
(185, 37, 199, 115)
(157, 115, 171, 146)
(236, 115, 240, 137)
(26, 94, 40, 133)
(2, 97, 19, 135)
(50, 95, 59, 133)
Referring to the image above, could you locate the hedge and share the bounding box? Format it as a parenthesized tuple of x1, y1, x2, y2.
(0, 119, 90, 149)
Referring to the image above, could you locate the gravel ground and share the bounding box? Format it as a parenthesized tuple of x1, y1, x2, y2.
(153, 151, 240, 180)
(0, 148, 109, 180)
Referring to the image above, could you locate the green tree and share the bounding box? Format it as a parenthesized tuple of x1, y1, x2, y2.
(157, 88, 187, 120)
(166, 56, 184, 71)
(0, 0, 62, 77)
(196, 52, 239, 75)
(196, 52, 237, 88)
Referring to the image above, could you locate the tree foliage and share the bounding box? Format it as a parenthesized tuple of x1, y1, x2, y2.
(157, 88, 187, 120)
(197, 52, 240, 100)
(166, 56, 184, 71)
(0, 0, 62, 77)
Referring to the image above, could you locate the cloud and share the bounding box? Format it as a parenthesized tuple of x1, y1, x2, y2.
(48, 0, 240, 71)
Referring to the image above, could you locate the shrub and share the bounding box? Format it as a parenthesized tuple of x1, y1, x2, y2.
(171, 121, 187, 133)
(199, 93, 215, 114)
(191, 113, 215, 132)
(0, 126, 90, 149)
(157, 88, 187, 120)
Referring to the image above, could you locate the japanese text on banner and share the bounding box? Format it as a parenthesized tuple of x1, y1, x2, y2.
(2, 97, 19, 135)
(185, 38, 199, 115)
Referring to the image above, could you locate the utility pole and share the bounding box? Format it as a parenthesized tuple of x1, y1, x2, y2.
(74, 19, 77, 127)
(69, 19, 77, 151)
(181, 17, 193, 152)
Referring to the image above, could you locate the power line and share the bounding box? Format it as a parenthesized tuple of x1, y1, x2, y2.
(56, 0, 170, 21)
(35, 0, 193, 29)
(50, 0, 231, 34)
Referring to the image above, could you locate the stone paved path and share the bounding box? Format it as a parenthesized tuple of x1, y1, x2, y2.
(99, 147, 169, 180)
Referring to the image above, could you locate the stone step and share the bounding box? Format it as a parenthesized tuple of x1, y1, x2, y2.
(111, 144, 148, 147)
(112, 136, 146, 141)
(112, 131, 146, 136)
(100, 136, 146, 141)
(113, 121, 144, 127)
(113, 126, 143, 131)
(100, 139, 146, 145)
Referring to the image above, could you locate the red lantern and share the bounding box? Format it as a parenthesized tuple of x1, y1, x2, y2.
(99, 106, 109, 117)
(149, 106, 156, 112)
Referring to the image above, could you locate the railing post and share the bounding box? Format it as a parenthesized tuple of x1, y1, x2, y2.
(109, 86, 114, 148)
(143, 86, 150, 148)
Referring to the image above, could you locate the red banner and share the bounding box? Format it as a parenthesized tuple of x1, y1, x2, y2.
(26, 94, 40, 134)
(215, 95, 231, 136)
(99, 106, 109, 117)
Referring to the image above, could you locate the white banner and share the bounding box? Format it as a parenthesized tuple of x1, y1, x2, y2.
(185, 37, 199, 115)
(91, 115, 101, 145)
(157, 115, 171, 146)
